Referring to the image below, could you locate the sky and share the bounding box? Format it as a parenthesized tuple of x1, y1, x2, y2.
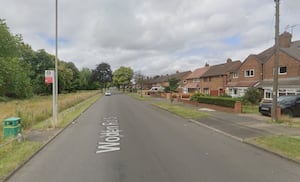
(0, 0, 299, 76)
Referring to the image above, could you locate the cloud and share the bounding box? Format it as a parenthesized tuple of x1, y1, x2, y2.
(0, 0, 299, 76)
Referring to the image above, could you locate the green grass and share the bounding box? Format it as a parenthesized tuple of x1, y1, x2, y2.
(248, 136, 300, 161)
(0, 141, 42, 180)
(153, 102, 209, 119)
(128, 93, 152, 101)
(242, 104, 259, 114)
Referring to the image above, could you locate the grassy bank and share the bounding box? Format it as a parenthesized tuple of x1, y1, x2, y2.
(0, 91, 100, 141)
(247, 136, 300, 162)
(153, 102, 209, 119)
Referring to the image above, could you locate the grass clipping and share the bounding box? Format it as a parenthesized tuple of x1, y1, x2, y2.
(248, 136, 300, 161)
(153, 102, 208, 119)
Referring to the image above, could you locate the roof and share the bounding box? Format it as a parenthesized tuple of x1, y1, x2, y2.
(257, 77, 300, 88)
(202, 60, 242, 77)
(255, 46, 275, 64)
(227, 81, 259, 88)
(184, 82, 200, 88)
(149, 71, 192, 84)
(186, 67, 209, 79)
(281, 41, 300, 61)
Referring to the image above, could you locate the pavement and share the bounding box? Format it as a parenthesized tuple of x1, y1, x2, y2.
(150, 97, 300, 141)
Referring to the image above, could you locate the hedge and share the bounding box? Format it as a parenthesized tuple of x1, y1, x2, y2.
(190, 94, 239, 108)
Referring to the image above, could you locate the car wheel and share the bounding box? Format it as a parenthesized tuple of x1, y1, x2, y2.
(282, 109, 294, 117)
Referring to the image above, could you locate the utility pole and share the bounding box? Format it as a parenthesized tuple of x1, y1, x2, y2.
(272, 0, 280, 122)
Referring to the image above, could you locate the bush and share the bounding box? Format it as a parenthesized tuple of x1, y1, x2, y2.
(242, 87, 261, 105)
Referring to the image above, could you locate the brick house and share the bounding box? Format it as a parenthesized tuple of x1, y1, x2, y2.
(148, 71, 192, 92)
(227, 32, 300, 99)
(200, 59, 242, 96)
(183, 65, 209, 93)
(258, 32, 300, 99)
(226, 54, 263, 97)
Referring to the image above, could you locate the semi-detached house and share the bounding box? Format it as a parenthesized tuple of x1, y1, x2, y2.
(227, 32, 300, 99)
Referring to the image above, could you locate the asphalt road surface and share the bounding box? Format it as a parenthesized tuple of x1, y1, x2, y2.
(6, 93, 300, 182)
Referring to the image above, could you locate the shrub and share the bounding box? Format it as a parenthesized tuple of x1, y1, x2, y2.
(242, 87, 261, 105)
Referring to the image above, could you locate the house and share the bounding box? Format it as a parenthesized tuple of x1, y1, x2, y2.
(147, 71, 192, 93)
(183, 64, 210, 93)
(258, 32, 300, 99)
(200, 59, 242, 96)
(226, 54, 263, 97)
(227, 32, 300, 99)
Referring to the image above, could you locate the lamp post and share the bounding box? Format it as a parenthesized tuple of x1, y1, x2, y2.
(54, 0, 58, 127)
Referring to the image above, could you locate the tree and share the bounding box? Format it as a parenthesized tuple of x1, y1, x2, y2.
(113, 66, 133, 91)
(0, 19, 19, 58)
(164, 77, 179, 93)
(0, 57, 32, 98)
(91, 62, 113, 91)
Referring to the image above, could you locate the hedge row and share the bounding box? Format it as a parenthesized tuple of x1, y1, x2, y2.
(190, 94, 239, 108)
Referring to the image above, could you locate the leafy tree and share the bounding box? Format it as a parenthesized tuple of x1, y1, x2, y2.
(91, 62, 113, 91)
(242, 87, 261, 105)
(78, 68, 97, 90)
(165, 78, 179, 93)
(0, 19, 19, 58)
(113, 66, 133, 91)
(30, 50, 55, 94)
(0, 57, 32, 98)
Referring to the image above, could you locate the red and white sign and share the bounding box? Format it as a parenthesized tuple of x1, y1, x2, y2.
(45, 70, 54, 84)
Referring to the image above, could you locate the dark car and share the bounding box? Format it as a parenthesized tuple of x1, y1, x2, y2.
(259, 95, 300, 117)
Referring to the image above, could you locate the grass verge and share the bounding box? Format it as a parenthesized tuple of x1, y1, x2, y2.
(0, 141, 42, 180)
(128, 93, 152, 101)
(247, 136, 300, 162)
(152, 102, 209, 119)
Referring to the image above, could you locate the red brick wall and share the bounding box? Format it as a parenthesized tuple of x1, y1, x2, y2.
(263, 52, 300, 79)
(201, 75, 226, 96)
(238, 56, 262, 82)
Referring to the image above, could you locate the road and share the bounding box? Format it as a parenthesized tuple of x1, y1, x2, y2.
(6, 93, 300, 182)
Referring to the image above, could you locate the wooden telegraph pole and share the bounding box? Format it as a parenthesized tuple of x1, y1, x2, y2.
(272, 0, 280, 122)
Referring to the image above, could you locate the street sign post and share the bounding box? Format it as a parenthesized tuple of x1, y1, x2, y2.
(45, 70, 56, 127)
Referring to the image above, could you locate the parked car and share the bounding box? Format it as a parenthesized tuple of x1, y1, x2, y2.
(259, 95, 300, 117)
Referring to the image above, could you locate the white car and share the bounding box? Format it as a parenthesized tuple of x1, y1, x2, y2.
(105, 91, 111, 96)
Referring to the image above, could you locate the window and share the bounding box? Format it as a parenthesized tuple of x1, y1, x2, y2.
(193, 78, 200, 83)
(203, 88, 210, 95)
(233, 72, 238, 78)
(244, 69, 254, 77)
(279, 66, 287, 74)
(204, 77, 211, 82)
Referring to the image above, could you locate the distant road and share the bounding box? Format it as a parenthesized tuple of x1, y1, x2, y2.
(6, 93, 300, 182)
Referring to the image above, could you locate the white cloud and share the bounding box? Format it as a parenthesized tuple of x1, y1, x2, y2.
(0, 0, 299, 76)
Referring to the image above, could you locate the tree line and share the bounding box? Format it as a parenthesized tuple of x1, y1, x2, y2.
(0, 19, 134, 99)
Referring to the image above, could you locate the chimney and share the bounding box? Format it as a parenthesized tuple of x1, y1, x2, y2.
(205, 63, 209, 67)
(176, 70, 179, 74)
(279, 31, 292, 48)
(226, 58, 232, 63)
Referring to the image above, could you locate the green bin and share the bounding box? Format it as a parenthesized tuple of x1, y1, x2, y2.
(2, 117, 22, 139)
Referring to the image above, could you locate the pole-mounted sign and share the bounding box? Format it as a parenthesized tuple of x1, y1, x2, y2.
(45, 70, 55, 84)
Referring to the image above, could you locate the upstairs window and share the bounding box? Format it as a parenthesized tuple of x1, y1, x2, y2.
(204, 77, 211, 82)
(279, 66, 287, 75)
(244, 69, 254, 77)
(233, 72, 238, 78)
